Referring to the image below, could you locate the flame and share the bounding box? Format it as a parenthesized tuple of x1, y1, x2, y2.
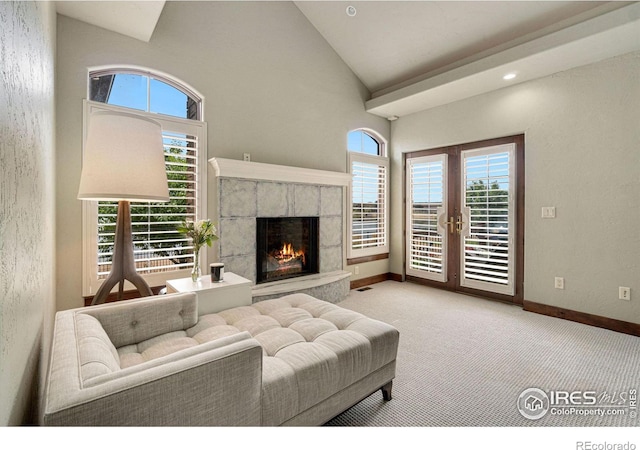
(276, 242, 306, 265)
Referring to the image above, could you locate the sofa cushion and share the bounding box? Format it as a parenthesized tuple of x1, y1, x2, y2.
(75, 313, 121, 383)
(117, 319, 243, 369)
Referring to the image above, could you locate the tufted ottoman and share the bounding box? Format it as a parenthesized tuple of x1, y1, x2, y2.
(193, 293, 399, 425)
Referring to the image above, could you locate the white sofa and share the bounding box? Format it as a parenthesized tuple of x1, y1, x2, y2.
(43, 291, 399, 426)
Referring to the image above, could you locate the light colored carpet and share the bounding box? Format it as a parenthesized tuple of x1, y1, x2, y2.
(325, 281, 640, 427)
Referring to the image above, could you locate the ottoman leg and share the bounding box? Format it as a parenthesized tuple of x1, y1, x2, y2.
(381, 381, 393, 401)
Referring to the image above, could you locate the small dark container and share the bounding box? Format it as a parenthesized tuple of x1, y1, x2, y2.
(210, 263, 224, 283)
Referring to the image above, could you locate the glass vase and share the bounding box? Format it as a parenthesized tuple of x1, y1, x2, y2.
(191, 248, 201, 282)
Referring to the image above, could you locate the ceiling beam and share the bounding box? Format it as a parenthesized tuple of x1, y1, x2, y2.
(366, 2, 640, 119)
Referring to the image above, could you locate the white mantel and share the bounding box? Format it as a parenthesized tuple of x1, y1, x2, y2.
(209, 157, 351, 186)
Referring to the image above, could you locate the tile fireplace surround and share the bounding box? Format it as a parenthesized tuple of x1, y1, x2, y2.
(209, 158, 352, 303)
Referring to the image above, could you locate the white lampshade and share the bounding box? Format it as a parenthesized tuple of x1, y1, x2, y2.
(78, 110, 169, 202)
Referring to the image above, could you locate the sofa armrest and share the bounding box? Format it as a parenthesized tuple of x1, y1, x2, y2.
(84, 292, 199, 348)
(43, 309, 263, 426)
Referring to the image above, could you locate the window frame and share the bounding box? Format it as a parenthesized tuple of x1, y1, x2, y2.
(347, 129, 389, 261)
(81, 95, 207, 297)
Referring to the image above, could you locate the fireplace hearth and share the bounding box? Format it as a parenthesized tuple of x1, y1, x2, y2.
(256, 217, 319, 284)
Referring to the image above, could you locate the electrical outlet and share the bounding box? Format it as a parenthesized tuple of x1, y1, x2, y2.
(619, 287, 631, 301)
(554, 277, 564, 289)
(243, 153, 251, 162)
(354, 266, 359, 275)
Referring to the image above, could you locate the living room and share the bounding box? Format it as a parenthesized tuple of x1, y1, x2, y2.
(1, 0, 639, 446)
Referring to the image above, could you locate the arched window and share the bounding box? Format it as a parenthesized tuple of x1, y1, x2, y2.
(347, 129, 389, 260)
(348, 129, 383, 156)
(82, 68, 207, 298)
(89, 69, 201, 120)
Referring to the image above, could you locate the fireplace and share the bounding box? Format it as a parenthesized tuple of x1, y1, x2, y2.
(256, 217, 319, 284)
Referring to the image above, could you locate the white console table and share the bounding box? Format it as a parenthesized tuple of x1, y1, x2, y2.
(165, 272, 252, 315)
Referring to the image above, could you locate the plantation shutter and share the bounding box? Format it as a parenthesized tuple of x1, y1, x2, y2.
(460, 145, 515, 295)
(406, 155, 448, 282)
(349, 153, 389, 257)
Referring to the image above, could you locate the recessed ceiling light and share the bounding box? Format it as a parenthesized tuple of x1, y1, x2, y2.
(503, 73, 517, 81)
(346, 6, 357, 17)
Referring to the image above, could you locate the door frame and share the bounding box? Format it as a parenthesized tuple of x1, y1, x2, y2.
(403, 134, 525, 305)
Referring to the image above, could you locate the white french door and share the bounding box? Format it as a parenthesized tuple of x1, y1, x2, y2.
(405, 136, 522, 301)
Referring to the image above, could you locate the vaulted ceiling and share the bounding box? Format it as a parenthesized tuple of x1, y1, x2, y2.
(296, 1, 613, 93)
(55, 1, 640, 118)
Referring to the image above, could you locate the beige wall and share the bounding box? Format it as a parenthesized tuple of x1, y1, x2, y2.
(390, 51, 640, 324)
(0, 1, 56, 425)
(56, 2, 389, 311)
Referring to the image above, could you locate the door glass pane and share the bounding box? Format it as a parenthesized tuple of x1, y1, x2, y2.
(407, 156, 447, 282)
(462, 147, 513, 293)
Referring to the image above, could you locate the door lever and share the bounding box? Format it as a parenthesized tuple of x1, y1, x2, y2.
(456, 215, 465, 235)
(444, 217, 455, 234)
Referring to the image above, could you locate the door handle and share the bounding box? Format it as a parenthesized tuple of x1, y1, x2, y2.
(444, 217, 455, 234)
(456, 215, 465, 235)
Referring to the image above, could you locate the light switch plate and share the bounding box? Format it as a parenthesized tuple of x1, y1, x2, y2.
(542, 206, 556, 218)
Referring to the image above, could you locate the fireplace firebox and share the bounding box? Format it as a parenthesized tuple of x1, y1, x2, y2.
(256, 217, 319, 284)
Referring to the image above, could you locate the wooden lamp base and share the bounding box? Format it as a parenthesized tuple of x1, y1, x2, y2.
(91, 200, 153, 305)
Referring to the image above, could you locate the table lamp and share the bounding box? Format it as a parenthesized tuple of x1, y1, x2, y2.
(78, 110, 169, 305)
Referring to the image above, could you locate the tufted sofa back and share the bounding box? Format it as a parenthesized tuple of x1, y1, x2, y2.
(82, 292, 198, 348)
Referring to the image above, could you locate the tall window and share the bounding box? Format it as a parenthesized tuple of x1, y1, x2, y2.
(347, 129, 389, 260)
(82, 68, 206, 297)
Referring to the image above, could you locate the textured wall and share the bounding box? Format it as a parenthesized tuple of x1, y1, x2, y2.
(390, 51, 640, 324)
(0, 1, 56, 425)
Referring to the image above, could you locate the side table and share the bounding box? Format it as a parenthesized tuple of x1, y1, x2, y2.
(165, 272, 252, 315)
